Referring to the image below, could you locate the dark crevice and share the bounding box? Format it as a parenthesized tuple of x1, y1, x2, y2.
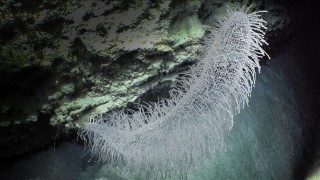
(274, 1, 320, 179)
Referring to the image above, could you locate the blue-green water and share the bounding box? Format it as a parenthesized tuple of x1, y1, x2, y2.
(79, 58, 301, 180)
(188, 60, 301, 179)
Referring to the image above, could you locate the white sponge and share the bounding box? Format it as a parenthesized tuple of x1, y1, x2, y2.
(79, 6, 269, 179)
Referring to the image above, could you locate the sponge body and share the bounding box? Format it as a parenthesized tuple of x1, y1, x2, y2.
(79, 6, 269, 177)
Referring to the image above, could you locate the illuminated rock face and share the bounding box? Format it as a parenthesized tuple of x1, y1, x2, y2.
(0, 0, 205, 160)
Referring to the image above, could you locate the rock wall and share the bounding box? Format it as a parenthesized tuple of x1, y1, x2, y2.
(0, 0, 289, 161)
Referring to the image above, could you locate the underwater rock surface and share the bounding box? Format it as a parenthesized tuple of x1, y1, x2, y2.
(0, 0, 205, 160)
(0, 0, 295, 170)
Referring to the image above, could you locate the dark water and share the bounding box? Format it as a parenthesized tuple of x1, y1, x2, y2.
(0, 142, 86, 180)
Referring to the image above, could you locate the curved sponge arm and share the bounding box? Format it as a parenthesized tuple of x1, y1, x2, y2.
(78, 6, 269, 177)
